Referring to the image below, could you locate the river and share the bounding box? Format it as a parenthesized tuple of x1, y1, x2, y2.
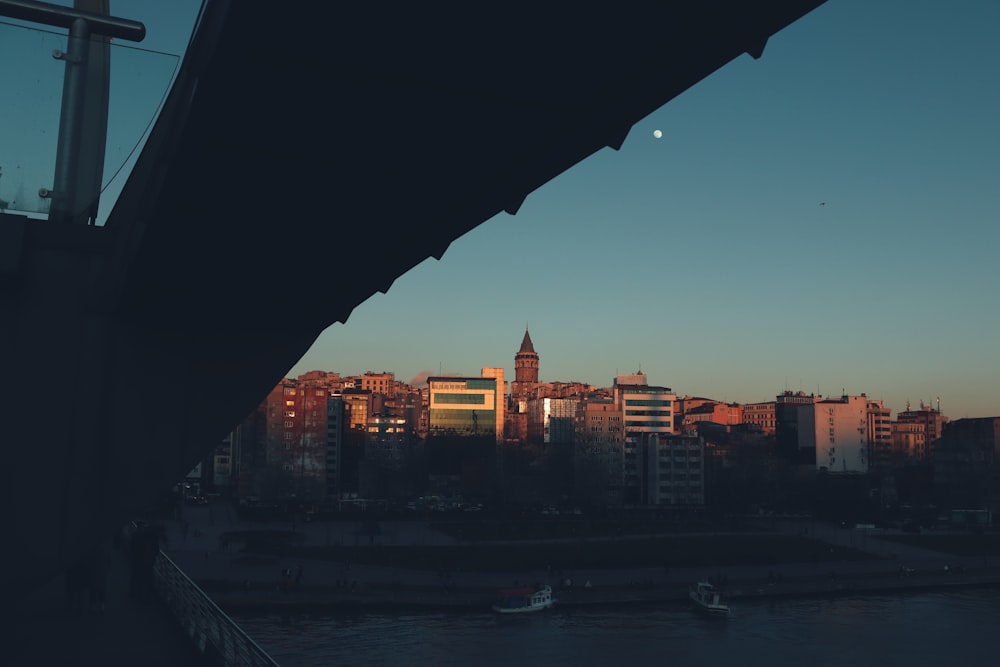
(233, 588, 1000, 666)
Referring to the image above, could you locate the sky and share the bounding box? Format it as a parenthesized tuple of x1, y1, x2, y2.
(288, 0, 999, 419)
(9, 1, 999, 419)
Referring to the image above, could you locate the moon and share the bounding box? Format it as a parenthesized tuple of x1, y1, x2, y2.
(653, 129, 663, 139)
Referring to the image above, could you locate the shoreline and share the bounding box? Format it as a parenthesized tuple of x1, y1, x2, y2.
(205, 565, 1000, 614)
(160, 514, 1000, 615)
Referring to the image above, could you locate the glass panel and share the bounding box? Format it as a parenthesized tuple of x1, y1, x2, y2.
(102, 39, 179, 217)
(429, 409, 496, 437)
(0, 20, 177, 221)
(0, 21, 62, 216)
(434, 393, 486, 405)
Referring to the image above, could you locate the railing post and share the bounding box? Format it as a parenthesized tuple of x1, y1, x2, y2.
(0, 0, 146, 222)
(47, 16, 90, 223)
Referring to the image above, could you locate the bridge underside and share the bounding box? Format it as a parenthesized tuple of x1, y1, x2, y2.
(0, 0, 826, 598)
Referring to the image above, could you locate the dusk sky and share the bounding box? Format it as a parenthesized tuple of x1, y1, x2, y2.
(22, 1, 1000, 418)
(291, 0, 999, 419)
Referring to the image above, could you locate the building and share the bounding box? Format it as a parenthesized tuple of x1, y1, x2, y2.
(528, 397, 580, 444)
(866, 399, 892, 467)
(364, 415, 411, 468)
(212, 431, 236, 489)
(510, 328, 539, 410)
(360, 415, 413, 498)
(260, 379, 329, 499)
(338, 389, 372, 495)
(341, 389, 372, 431)
(574, 400, 625, 507)
(897, 401, 948, 448)
(641, 433, 705, 507)
(741, 401, 776, 434)
(298, 370, 345, 392)
(798, 394, 871, 473)
(775, 391, 822, 465)
(480, 367, 506, 443)
(614, 376, 677, 435)
(540, 381, 594, 399)
(325, 395, 346, 499)
(890, 421, 926, 464)
(681, 401, 743, 432)
(614, 374, 677, 503)
(932, 417, 1000, 510)
(398, 389, 426, 441)
(428, 376, 499, 437)
(427, 375, 499, 498)
(358, 371, 396, 398)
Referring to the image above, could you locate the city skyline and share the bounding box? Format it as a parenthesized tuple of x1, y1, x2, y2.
(284, 0, 998, 419)
(282, 341, 969, 419)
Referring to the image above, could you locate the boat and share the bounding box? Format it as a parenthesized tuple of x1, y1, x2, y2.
(689, 581, 730, 617)
(491, 585, 556, 613)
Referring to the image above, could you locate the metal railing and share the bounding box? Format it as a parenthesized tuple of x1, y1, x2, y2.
(153, 551, 280, 667)
(0, 1, 177, 223)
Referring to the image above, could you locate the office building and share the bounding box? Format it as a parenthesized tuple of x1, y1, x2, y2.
(481, 367, 506, 443)
(642, 433, 705, 506)
(428, 376, 499, 437)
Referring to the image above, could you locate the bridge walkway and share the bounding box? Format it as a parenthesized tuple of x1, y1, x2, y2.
(6, 540, 213, 667)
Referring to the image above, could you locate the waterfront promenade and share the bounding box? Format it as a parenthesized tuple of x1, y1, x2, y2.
(165, 503, 1000, 612)
(8, 503, 996, 667)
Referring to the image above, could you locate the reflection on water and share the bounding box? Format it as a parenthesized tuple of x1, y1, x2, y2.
(234, 590, 1000, 667)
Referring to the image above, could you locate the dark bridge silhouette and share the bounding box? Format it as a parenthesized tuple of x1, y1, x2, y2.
(1, 0, 827, 603)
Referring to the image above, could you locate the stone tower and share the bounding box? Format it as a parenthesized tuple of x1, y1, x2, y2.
(509, 328, 540, 435)
(514, 328, 539, 387)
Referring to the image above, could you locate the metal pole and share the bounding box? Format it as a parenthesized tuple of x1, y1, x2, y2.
(48, 17, 89, 222)
(0, 0, 144, 41)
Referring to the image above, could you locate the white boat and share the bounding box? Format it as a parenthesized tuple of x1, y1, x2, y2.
(689, 581, 730, 617)
(491, 585, 556, 613)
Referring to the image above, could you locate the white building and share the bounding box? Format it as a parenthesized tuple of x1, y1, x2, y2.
(614, 376, 677, 500)
(799, 394, 871, 473)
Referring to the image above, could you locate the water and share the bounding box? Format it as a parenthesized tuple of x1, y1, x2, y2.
(234, 589, 1000, 666)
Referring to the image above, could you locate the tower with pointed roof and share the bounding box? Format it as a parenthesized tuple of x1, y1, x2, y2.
(514, 328, 539, 386)
(510, 328, 540, 414)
